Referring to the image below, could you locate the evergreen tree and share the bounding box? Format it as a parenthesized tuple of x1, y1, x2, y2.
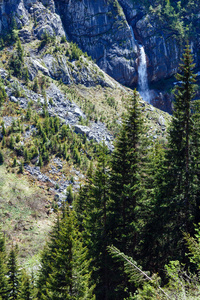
(0, 84, 7, 107)
(16, 39, 24, 63)
(109, 89, 150, 256)
(7, 245, 20, 300)
(0, 229, 8, 300)
(37, 207, 95, 299)
(0, 150, 4, 165)
(17, 270, 32, 300)
(82, 143, 110, 300)
(32, 78, 39, 93)
(167, 43, 197, 230)
(106, 90, 151, 298)
(144, 44, 199, 271)
(74, 161, 94, 232)
(190, 100, 200, 225)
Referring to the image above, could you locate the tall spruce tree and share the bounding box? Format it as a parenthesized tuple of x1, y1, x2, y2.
(190, 100, 200, 225)
(37, 207, 95, 300)
(143, 44, 199, 272)
(109, 89, 150, 257)
(17, 270, 32, 300)
(106, 90, 151, 298)
(74, 161, 94, 232)
(80, 143, 111, 300)
(0, 229, 8, 300)
(167, 43, 197, 231)
(7, 245, 20, 300)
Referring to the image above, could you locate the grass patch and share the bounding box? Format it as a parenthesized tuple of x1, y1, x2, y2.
(0, 165, 53, 266)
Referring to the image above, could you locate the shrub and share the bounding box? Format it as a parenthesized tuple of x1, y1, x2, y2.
(19, 161, 24, 173)
(32, 77, 39, 93)
(66, 185, 73, 203)
(0, 150, 4, 164)
(61, 35, 67, 43)
(13, 156, 17, 167)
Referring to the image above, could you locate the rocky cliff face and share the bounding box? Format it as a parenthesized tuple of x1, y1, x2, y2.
(54, 0, 138, 86)
(0, 0, 199, 112)
(54, 0, 200, 87)
(1, 0, 199, 87)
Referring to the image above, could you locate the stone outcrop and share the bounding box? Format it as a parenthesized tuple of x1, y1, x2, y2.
(54, 0, 138, 86)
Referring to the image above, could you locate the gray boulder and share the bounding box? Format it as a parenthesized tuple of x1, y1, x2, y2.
(74, 125, 91, 137)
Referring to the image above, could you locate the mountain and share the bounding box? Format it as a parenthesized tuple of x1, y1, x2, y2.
(0, 0, 173, 266)
(0, 0, 198, 111)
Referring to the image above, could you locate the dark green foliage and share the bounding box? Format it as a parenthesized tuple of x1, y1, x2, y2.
(143, 44, 199, 272)
(109, 89, 149, 256)
(0, 229, 8, 299)
(148, 0, 200, 41)
(0, 17, 18, 48)
(38, 155, 43, 167)
(75, 143, 112, 299)
(66, 185, 73, 203)
(17, 270, 31, 300)
(32, 78, 39, 93)
(105, 90, 151, 298)
(9, 39, 24, 78)
(25, 109, 31, 121)
(67, 42, 83, 60)
(9, 53, 22, 77)
(37, 208, 95, 299)
(16, 39, 24, 62)
(74, 162, 94, 231)
(2, 137, 5, 148)
(1, 123, 6, 136)
(60, 35, 67, 43)
(0, 84, 7, 107)
(39, 31, 56, 49)
(15, 135, 20, 143)
(13, 156, 17, 167)
(9, 135, 15, 150)
(74, 91, 152, 299)
(7, 245, 20, 300)
(24, 148, 30, 164)
(0, 150, 4, 165)
(19, 161, 24, 174)
(23, 67, 29, 84)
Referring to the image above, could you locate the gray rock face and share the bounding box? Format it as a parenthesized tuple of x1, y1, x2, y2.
(42, 53, 114, 87)
(27, 0, 65, 39)
(135, 14, 181, 82)
(55, 0, 138, 86)
(19, 28, 33, 43)
(54, 0, 200, 87)
(25, 57, 50, 80)
(0, 0, 199, 92)
(15, 0, 30, 28)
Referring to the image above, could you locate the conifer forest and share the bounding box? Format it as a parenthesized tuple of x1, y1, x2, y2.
(1, 0, 200, 299)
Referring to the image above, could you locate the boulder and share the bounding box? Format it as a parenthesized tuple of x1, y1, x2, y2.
(74, 125, 91, 137)
(19, 29, 33, 43)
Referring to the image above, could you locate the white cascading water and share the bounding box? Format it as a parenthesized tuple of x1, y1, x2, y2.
(138, 46, 151, 103)
(129, 25, 137, 52)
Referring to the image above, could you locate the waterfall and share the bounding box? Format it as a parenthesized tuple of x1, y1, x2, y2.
(128, 25, 150, 103)
(191, 41, 194, 53)
(138, 46, 150, 103)
(129, 25, 137, 52)
(163, 38, 167, 56)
